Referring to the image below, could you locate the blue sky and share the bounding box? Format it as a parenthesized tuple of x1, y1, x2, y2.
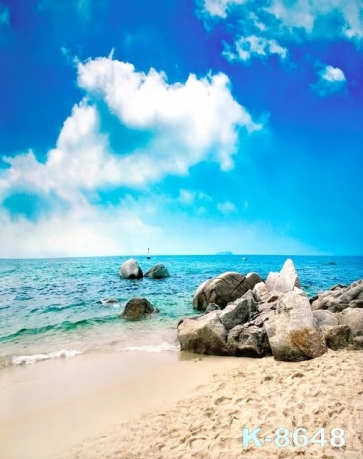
(0, 0, 362, 257)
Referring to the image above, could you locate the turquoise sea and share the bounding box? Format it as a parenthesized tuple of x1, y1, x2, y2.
(0, 255, 362, 369)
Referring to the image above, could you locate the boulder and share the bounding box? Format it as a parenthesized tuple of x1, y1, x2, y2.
(339, 308, 363, 349)
(227, 321, 271, 357)
(263, 291, 327, 361)
(266, 259, 301, 293)
(121, 297, 154, 319)
(252, 282, 270, 303)
(177, 311, 233, 356)
(320, 325, 351, 351)
(192, 271, 262, 311)
(313, 310, 339, 327)
(144, 263, 170, 279)
(205, 303, 221, 313)
(119, 259, 143, 279)
(219, 291, 258, 331)
(310, 279, 363, 312)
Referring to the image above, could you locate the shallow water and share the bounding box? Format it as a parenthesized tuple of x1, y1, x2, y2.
(0, 255, 362, 367)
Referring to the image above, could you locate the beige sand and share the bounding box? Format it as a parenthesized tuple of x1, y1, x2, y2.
(58, 350, 363, 459)
(1, 350, 362, 459)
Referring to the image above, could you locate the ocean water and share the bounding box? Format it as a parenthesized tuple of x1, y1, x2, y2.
(0, 255, 362, 368)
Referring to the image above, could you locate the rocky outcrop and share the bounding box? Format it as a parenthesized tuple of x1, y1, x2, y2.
(119, 259, 143, 279)
(339, 308, 363, 349)
(192, 272, 263, 311)
(262, 291, 327, 361)
(219, 291, 258, 331)
(227, 319, 271, 358)
(177, 258, 362, 361)
(265, 259, 301, 293)
(310, 279, 363, 312)
(121, 297, 154, 319)
(144, 264, 170, 279)
(177, 311, 233, 356)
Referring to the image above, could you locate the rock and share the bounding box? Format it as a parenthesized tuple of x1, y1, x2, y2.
(313, 310, 339, 327)
(119, 259, 143, 279)
(252, 282, 270, 303)
(144, 263, 170, 279)
(227, 321, 271, 357)
(192, 271, 262, 311)
(263, 291, 327, 361)
(265, 259, 301, 293)
(339, 308, 363, 349)
(121, 298, 154, 319)
(205, 303, 220, 313)
(219, 291, 258, 331)
(177, 311, 233, 356)
(320, 325, 351, 351)
(310, 279, 363, 312)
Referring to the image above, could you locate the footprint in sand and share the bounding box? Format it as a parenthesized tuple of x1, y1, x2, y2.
(214, 396, 232, 406)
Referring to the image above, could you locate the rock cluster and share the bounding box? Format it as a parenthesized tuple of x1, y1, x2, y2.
(177, 259, 363, 362)
(119, 259, 170, 280)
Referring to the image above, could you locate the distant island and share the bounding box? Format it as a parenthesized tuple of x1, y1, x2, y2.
(216, 251, 233, 255)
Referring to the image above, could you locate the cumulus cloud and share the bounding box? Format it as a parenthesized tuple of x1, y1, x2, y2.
(199, 0, 363, 63)
(0, 56, 263, 257)
(311, 64, 346, 96)
(223, 35, 287, 62)
(1, 58, 262, 202)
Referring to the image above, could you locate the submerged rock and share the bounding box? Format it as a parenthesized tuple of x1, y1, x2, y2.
(192, 271, 263, 311)
(119, 259, 143, 279)
(121, 297, 154, 320)
(144, 264, 170, 279)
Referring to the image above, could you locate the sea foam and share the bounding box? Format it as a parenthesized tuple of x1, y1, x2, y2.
(12, 349, 82, 365)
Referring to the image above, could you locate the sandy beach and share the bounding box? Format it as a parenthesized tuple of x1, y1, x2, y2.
(0, 349, 362, 459)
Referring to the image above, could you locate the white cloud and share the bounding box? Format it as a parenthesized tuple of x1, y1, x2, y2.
(223, 35, 287, 62)
(200, 0, 363, 65)
(1, 58, 262, 204)
(312, 64, 346, 96)
(200, 0, 245, 18)
(0, 198, 162, 259)
(0, 56, 264, 257)
(217, 201, 237, 213)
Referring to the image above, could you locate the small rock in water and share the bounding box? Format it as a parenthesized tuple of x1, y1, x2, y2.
(121, 297, 154, 320)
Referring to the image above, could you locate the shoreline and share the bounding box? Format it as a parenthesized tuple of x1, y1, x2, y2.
(0, 348, 246, 459)
(1, 349, 362, 459)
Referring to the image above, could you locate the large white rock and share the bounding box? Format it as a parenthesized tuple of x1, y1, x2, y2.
(119, 259, 143, 279)
(264, 291, 327, 361)
(266, 259, 301, 293)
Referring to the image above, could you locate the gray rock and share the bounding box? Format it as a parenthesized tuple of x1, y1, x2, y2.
(119, 259, 143, 279)
(252, 282, 270, 303)
(227, 322, 271, 357)
(205, 303, 220, 314)
(177, 311, 233, 356)
(265, 259, 301, 293)
(339, 308, 363, 349)
(192, 271, 262, 311)
(310, 279, 363, 312)
(144, 263, 170, 279)
(320, 325, 351, 351)
(263, 291, 327, 361)
(220, 291, 258, 331)
(313, 310, 339, 327)
(121, 297, 154, 319)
